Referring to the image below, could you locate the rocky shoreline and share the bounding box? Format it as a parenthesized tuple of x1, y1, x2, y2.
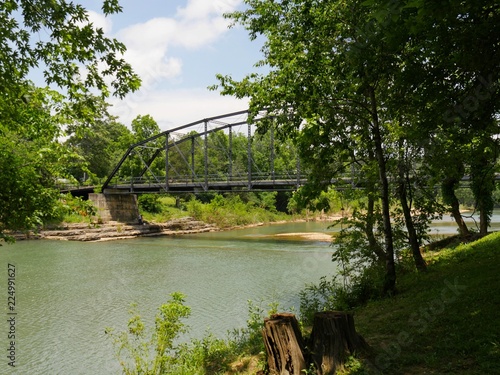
(9, 215, 340, 243)
(13, 217, 218, 242)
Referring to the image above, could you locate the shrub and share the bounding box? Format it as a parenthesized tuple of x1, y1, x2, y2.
(51, 193, 98, 225)
(108, 294, 272, 374)
(186, 199, 204, 220)
(138, 194, 162, 214)
(107, 292, 191, 375)
(230, 300, 280, 355)
(299, 266, 385, 327)
(182, 332, 235, 374)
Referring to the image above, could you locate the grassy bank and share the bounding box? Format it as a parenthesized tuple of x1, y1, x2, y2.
(139, 193, 295, 228)
(353, 232, 500, 374)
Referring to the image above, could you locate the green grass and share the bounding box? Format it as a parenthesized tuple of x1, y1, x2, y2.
(352, 232, 500, 374)
(142, 194, 293, 229)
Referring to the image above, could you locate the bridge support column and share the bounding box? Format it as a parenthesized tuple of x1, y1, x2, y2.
(89, 193, 140, 224)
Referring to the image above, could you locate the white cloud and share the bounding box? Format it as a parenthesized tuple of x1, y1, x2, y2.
(115, 0, 241, 87)
(106, 1, 246, 129)
(173, 0, 240, 48)
(86, 10, 113, 33)
(176, 0, 240, 20)
(117, 18, 183, 86)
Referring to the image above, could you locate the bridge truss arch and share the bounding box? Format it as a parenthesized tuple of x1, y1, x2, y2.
(102, 110, 306, 194)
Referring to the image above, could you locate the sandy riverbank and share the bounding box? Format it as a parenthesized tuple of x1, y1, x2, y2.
(273, 232, 333, 242)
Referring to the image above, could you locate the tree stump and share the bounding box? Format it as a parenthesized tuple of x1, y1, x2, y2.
(309, 311, 369, 375)
(262, 313, 307, 375)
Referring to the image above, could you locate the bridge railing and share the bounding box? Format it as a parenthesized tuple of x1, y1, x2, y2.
(104, 171, 305, 193)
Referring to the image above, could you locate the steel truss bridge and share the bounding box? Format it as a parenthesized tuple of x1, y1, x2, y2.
(102, 110, 307, 194)
(66, 108, 499, 197)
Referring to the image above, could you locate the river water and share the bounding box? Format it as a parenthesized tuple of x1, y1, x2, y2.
(0, 221, 337, 374)
(1, 214, 499, 374)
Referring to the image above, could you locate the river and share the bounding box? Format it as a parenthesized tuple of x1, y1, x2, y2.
(0, 221, 337, 374)
(1, 214, 499, 374)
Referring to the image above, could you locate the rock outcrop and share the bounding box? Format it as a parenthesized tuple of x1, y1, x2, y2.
(14, 217, 218, 242)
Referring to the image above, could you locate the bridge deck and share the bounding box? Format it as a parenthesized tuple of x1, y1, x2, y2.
(103, 179, 307, 194)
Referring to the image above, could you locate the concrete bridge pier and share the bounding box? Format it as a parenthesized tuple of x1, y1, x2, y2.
(89, 193, 140, 224)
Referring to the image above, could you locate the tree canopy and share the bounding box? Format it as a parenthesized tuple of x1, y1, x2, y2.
(214, 0, 500, 292)
(0, 0, 140, 100)
(0, 0, 140, 241)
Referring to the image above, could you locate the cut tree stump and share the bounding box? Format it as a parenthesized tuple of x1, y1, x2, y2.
(309, 311, 369, 375)
(262, 313, 307, 375)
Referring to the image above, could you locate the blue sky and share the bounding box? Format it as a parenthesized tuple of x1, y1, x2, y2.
(84, 0, 264, 131)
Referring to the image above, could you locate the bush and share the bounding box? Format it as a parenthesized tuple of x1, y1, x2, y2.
(107, 292, 191, 375)
(108, 294, 271, 374)
(49, 193, 98, 225)
(186, 199, 204, 220)
(138, 194, 162, 213)
(299, 266, 385, 327)
(229, 300, 273, 355)
(182, 333, 235, 374)
(184, 194, 289, 228)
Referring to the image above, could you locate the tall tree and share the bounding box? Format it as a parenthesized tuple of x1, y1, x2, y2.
(375, 0, 500, 234)
(214, 0, 412, 293)
(65, 100, 133, 181)
(126, 115, 163, 181)
(0, 86, 72, 240)
(0, 1, 140, 239)
(0, 0, 140, 101)
(215, 0, 500, 292)
(131, 115, 161, 141)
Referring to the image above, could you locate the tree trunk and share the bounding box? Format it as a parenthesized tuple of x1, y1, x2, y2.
(369, 87, 396, 295)
(262, 313, 307, 375)
(442, 178, 470, 238)
(398, 183, 427, 271)
(397, 146, 427, 272)
(470, 138, 496, 236)
(479, 209, 489, 236)
(365, 166, 386, 263)
(309, 311, 369, 375)
(365, 194, 385, 263)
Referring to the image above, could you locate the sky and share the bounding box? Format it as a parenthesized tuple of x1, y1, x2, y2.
(84, 0, 264, 131)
